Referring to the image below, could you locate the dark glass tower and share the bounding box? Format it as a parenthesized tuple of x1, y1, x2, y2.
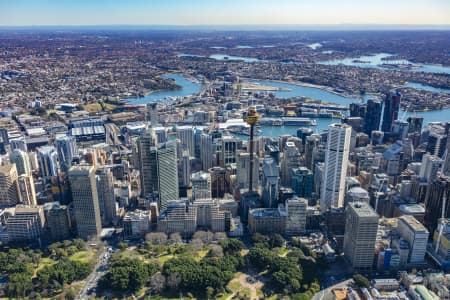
(364, 98, 383, 136)
(381, 91, 401, 133)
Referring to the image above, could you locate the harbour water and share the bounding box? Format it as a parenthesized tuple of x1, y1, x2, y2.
(126, 74, 202, 105)
(127, 74, 450, 137)
(319, 53, 450, 75)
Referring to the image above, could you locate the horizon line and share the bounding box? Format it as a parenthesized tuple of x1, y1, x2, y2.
(1, 24, 450, 30)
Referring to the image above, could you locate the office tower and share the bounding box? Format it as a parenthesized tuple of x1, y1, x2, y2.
(262, 157, 280, 208)
(291, 167, 313, 198)
(280, 142, 301, 187)
(221, 136, 238, 167)
(296, 127, 313, 152)
(320, 124, 351, 212)
(96, 167, 116, 226)
(365, 99, 383, 136)
(381, 90, 401, 133)
(9, 136, 27, 152)
(37, 146, 58, 179)
(209, 166, 226, 198)
(427, 127, 447, 157)
(0, 128, 8, 145)
(18, 174, 36, 206)
(45, 202, 71, 241)
(419, 154, 442, 182)
(157, 201, 197, 237)
(155, 141, 179, 210)
(407, 116, 423, 134)
(200, 133, 214, 171)
(9, 149, 32, 176)
(6, 206, 45, 242)
(424, 175, 450, 234)
(180, 149, 191, 188)
(154, 127, 167, 144)
(236, 152, 259, 191)
(0, 164, 20, 207)
(193, 128, 203, 159)
(392, 120, 409, 140)
(343, 202, 379, 272)
(444, 134, 450, 176)
(432, 218, 450, 263)
(68, 165, 102, 239)
(177, 126, 194, 157)
(138, 128, 157, 197)
(305, 134, 320, 170)
(147, 102, 159, 127)
(349, 102, 367, 118)
(396, 215, 429, 265)
(55, 135, 77, 172)
(191, 171, 212, 201)
(285, 197, 307, 235)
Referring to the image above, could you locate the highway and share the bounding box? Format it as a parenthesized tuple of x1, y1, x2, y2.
(76, 246, 115, 300)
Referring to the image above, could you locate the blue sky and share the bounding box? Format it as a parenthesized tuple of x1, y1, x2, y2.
(0, 0, 449, 26)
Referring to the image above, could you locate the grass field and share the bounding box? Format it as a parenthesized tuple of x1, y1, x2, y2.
(70, 250, 95, 263)
(34, 257, 57, 277)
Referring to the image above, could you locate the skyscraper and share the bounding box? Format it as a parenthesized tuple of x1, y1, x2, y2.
(365, 98, 383, 136)
(424, 175, 450, 234)
(177, 126, 194, 157)
(180, 149, 191, 188)
(286, 197, 307, 235)
(146, 102, 159, 127)
(138, 128, 157, 197)
(236, 152, 259, 191)
(407, 116, 424, 134)
(221, 136, 238, 166)
(96, 167, 116, 226)
(321, 124, 351, 212)
(280, 141, 301, 187)
(381, 90, 401, 133)
(9, 149, 32, 176)
(55, 135, 77, 172)
(0, 164, 20, 207)
(200, 133, 214, 171)
(155, 141, 179, 210)
(68, 165, 102, 239)
(37, 146, 58, 179)
(18, 174, 36, 206)
(262, 157, 280, 208)
(343, 202, 379, 272)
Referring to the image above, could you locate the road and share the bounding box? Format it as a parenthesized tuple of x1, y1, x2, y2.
(76, 246, 115, 300)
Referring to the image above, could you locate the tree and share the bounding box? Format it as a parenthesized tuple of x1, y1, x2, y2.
(353, 274, 370, 288)
(7, 272, 33, 298)
(118, 241, 128, 251)
(166, 272, 181, 290)
(220, 238, 244, 255)
(206, 286, 215, 300)
(146, 232, 168, 245)
(269, 234, 285, 248)
(150, 273, 166, 293)
(169, 233, 183, 244)
(213, 232, 227, 241)
(209, 245, 224, 258)
(192, 230, 214, 244)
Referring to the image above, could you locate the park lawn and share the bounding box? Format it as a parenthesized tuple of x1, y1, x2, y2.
(156, 254, 174, 265)
(69, 250, 95, 264)
(102, 103, 117, 111)
(34, 257, 57, 276)
(194, 249, 209, 261)
(279, 247, 289, 257)
(83, 103, 102, 113)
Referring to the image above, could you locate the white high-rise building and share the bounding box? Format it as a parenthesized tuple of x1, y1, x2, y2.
(10, 149, 32, 176)
(155, 141, 179, 210)
(177, 126, 194, 157)
(68, 165, 102, 240)
(18, 174, 36, 206)
(37, 146, 58, 179)
(0, 164, 20, 207)
(286, 197, 307, 235)
(419, 154, 442, 182)
(321, 124, 351, 212)
(180, 149, 191, 187)
(343, 202, 379, 272)
(221, 136, 238, 166)
(191, 171, 212, 201)
(236, 151, 259, 190)
(55, 135, 77, 172)
(396, 215, 429, 266)
(281, 142, 301, 187)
